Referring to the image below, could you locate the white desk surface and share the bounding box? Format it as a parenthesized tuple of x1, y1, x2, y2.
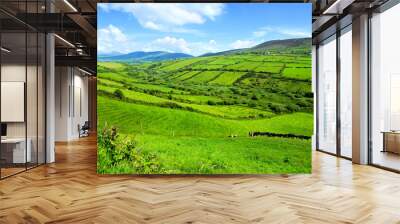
(1, 138, 28, 143)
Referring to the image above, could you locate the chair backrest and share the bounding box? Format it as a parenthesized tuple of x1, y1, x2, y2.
(82, 121, 90, 129)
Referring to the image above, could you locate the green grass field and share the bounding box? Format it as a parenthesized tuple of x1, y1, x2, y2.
(209, 72, 246, 85)
(97, 49, 313, 174)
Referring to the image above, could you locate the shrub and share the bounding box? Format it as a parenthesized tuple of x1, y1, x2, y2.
(160, 102, 182, 109)
(304, 92, 314, 98)
(287, 104, 300, 112)
(97, 125, 164, 174)
(113, 89, 124, 99)
(207, 100, 216, 105)
(248, 102, 256, 108)
(270, 104, 285, 114)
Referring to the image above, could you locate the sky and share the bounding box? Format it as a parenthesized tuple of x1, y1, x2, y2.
(98, 3, 311, 56)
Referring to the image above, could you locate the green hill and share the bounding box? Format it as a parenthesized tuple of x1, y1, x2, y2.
(201, 37, 311, 57)
(97, 38, 313, 174)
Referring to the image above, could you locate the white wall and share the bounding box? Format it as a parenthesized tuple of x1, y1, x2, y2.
(55, 67, 89, 141)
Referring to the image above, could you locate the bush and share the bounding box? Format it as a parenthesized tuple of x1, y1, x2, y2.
(207, 100, 216, 105)
(287, 104, 300, 112)
(248, 102, 256, 108)
(160, 102, 183, 109)
(270, 104, 285, 114)
(97, 125, 164, 174)
(304, 92, 314, 98)
(113, 89, 124, 99)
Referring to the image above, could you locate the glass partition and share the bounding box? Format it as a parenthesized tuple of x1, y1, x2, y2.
(317, 35, 337, 154)
(0, 1, 46, 179)
(339, 26, 352, 158)
(1, 31, 28, 177)
(370, 3, 400, 171)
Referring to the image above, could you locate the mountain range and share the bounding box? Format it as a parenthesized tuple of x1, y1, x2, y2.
(98, 37, 311, 62)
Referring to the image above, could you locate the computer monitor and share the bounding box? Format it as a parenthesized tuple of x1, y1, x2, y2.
(1, 123, 7, 137)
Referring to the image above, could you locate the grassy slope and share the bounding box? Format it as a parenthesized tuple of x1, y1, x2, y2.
(98, 85, 275, 119)
(97, 48, 313, 174)
(98, 96, 313, 138)
(98, 96, 311, 174)
(137, 135, 311, 174)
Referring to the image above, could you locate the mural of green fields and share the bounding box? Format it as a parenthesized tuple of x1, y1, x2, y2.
(97, 3, 312, 174)
(97, 38, 313, 174)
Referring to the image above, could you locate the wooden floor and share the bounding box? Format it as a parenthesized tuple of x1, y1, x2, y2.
(1, 136, 400, 223)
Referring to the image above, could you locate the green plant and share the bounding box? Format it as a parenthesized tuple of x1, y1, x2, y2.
(97, 125, 164, 174)
(113, 89, 124, 99)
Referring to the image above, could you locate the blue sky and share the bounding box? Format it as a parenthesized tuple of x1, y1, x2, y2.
(98, 3, 311, 56)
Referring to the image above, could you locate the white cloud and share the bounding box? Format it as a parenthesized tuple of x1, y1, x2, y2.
(143, 21, 161, 30)
(98, 3, 109, 12)
(253, 30, 267, 38)
(189, 40, 220, 55)
(98, 24, 134, 54)
(253, 26, 310, 38)
(209, 39, 217, 45)
(142, 37, 222, 56)
(151, 36, 192, 54)
(230, 40, 255, 49)
(98, 3, 224, 33)
(277, 29, 310, 37)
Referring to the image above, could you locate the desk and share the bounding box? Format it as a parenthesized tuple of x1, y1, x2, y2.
(1, 138, 31, 163)
(382, 131, 400, 154)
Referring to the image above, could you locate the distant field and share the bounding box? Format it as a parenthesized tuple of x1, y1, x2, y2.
(160, 57, 206, 71)
(97, 47, 313, 174)
(209, 72, 246, 85)
(131, 83, 188, 94)
(254, 65, 282, 74)
(98, 62, 127, 70)
(282, 67, 311, 80)
(175, 71, 200, 81)
(187, 71, 222, 83)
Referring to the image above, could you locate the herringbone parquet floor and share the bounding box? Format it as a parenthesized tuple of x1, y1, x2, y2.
(1, 136, 400, 224)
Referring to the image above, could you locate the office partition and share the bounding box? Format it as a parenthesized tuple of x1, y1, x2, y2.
(0, 1, 47, 179)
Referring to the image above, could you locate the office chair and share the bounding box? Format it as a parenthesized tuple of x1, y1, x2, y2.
(79, 121, 90, 138)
